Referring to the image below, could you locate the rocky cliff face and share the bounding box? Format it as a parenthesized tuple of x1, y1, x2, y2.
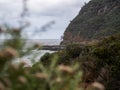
(61, 0, 120, 45)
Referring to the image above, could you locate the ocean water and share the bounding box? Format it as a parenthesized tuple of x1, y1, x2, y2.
(26, 39, 61, 46)
(0, 39, 61, 46)
(14, 39, 61, 66)
(14, 50, 55, 66)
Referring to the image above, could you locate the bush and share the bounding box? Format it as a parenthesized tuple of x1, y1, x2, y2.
(66, 44, 83, 58)
(0, 27, 84, 90)
(40, 34, 120, 90)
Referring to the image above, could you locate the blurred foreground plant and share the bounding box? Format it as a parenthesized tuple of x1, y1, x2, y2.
(31, 55, 83, 90)
(0, 26, 84, 90)
(0, 50, 83, 90)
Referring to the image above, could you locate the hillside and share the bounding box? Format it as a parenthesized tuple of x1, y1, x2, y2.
(61, 0, 120, 44)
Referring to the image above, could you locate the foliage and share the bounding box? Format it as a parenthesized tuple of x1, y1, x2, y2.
(41, 33, 120, 90)
(90, 34, 120, 89)
(66, 44, 83, 58)
(79, 34, 120, 89)
(62, 0, 120, 44)
(0, 27, 84, 90)
(40, 44, 83, 66)
(1, 0, 120, 89)
(0, 55, 83, 90)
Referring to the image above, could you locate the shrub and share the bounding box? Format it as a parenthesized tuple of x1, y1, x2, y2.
(0, 27, 84, 90)
(66, 44, 83, 58)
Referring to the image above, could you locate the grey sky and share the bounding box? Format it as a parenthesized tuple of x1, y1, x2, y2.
(0, 0, 90, 39)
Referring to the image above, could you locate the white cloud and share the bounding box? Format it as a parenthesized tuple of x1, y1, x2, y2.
(28, 0, 90, 13)
(0, 0, 90, 39)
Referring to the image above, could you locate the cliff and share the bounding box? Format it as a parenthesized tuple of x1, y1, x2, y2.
(61, 0, 120, 45)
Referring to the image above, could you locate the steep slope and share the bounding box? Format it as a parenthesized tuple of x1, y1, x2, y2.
(61, 0, 120, 44)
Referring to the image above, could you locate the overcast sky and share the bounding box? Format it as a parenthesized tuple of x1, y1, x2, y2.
(0, 0, 90, 39)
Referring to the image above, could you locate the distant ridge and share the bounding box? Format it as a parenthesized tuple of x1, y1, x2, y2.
(61, 0, 120, 44)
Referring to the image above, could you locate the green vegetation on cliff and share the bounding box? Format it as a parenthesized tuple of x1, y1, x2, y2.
(62, 0, 120, 44)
